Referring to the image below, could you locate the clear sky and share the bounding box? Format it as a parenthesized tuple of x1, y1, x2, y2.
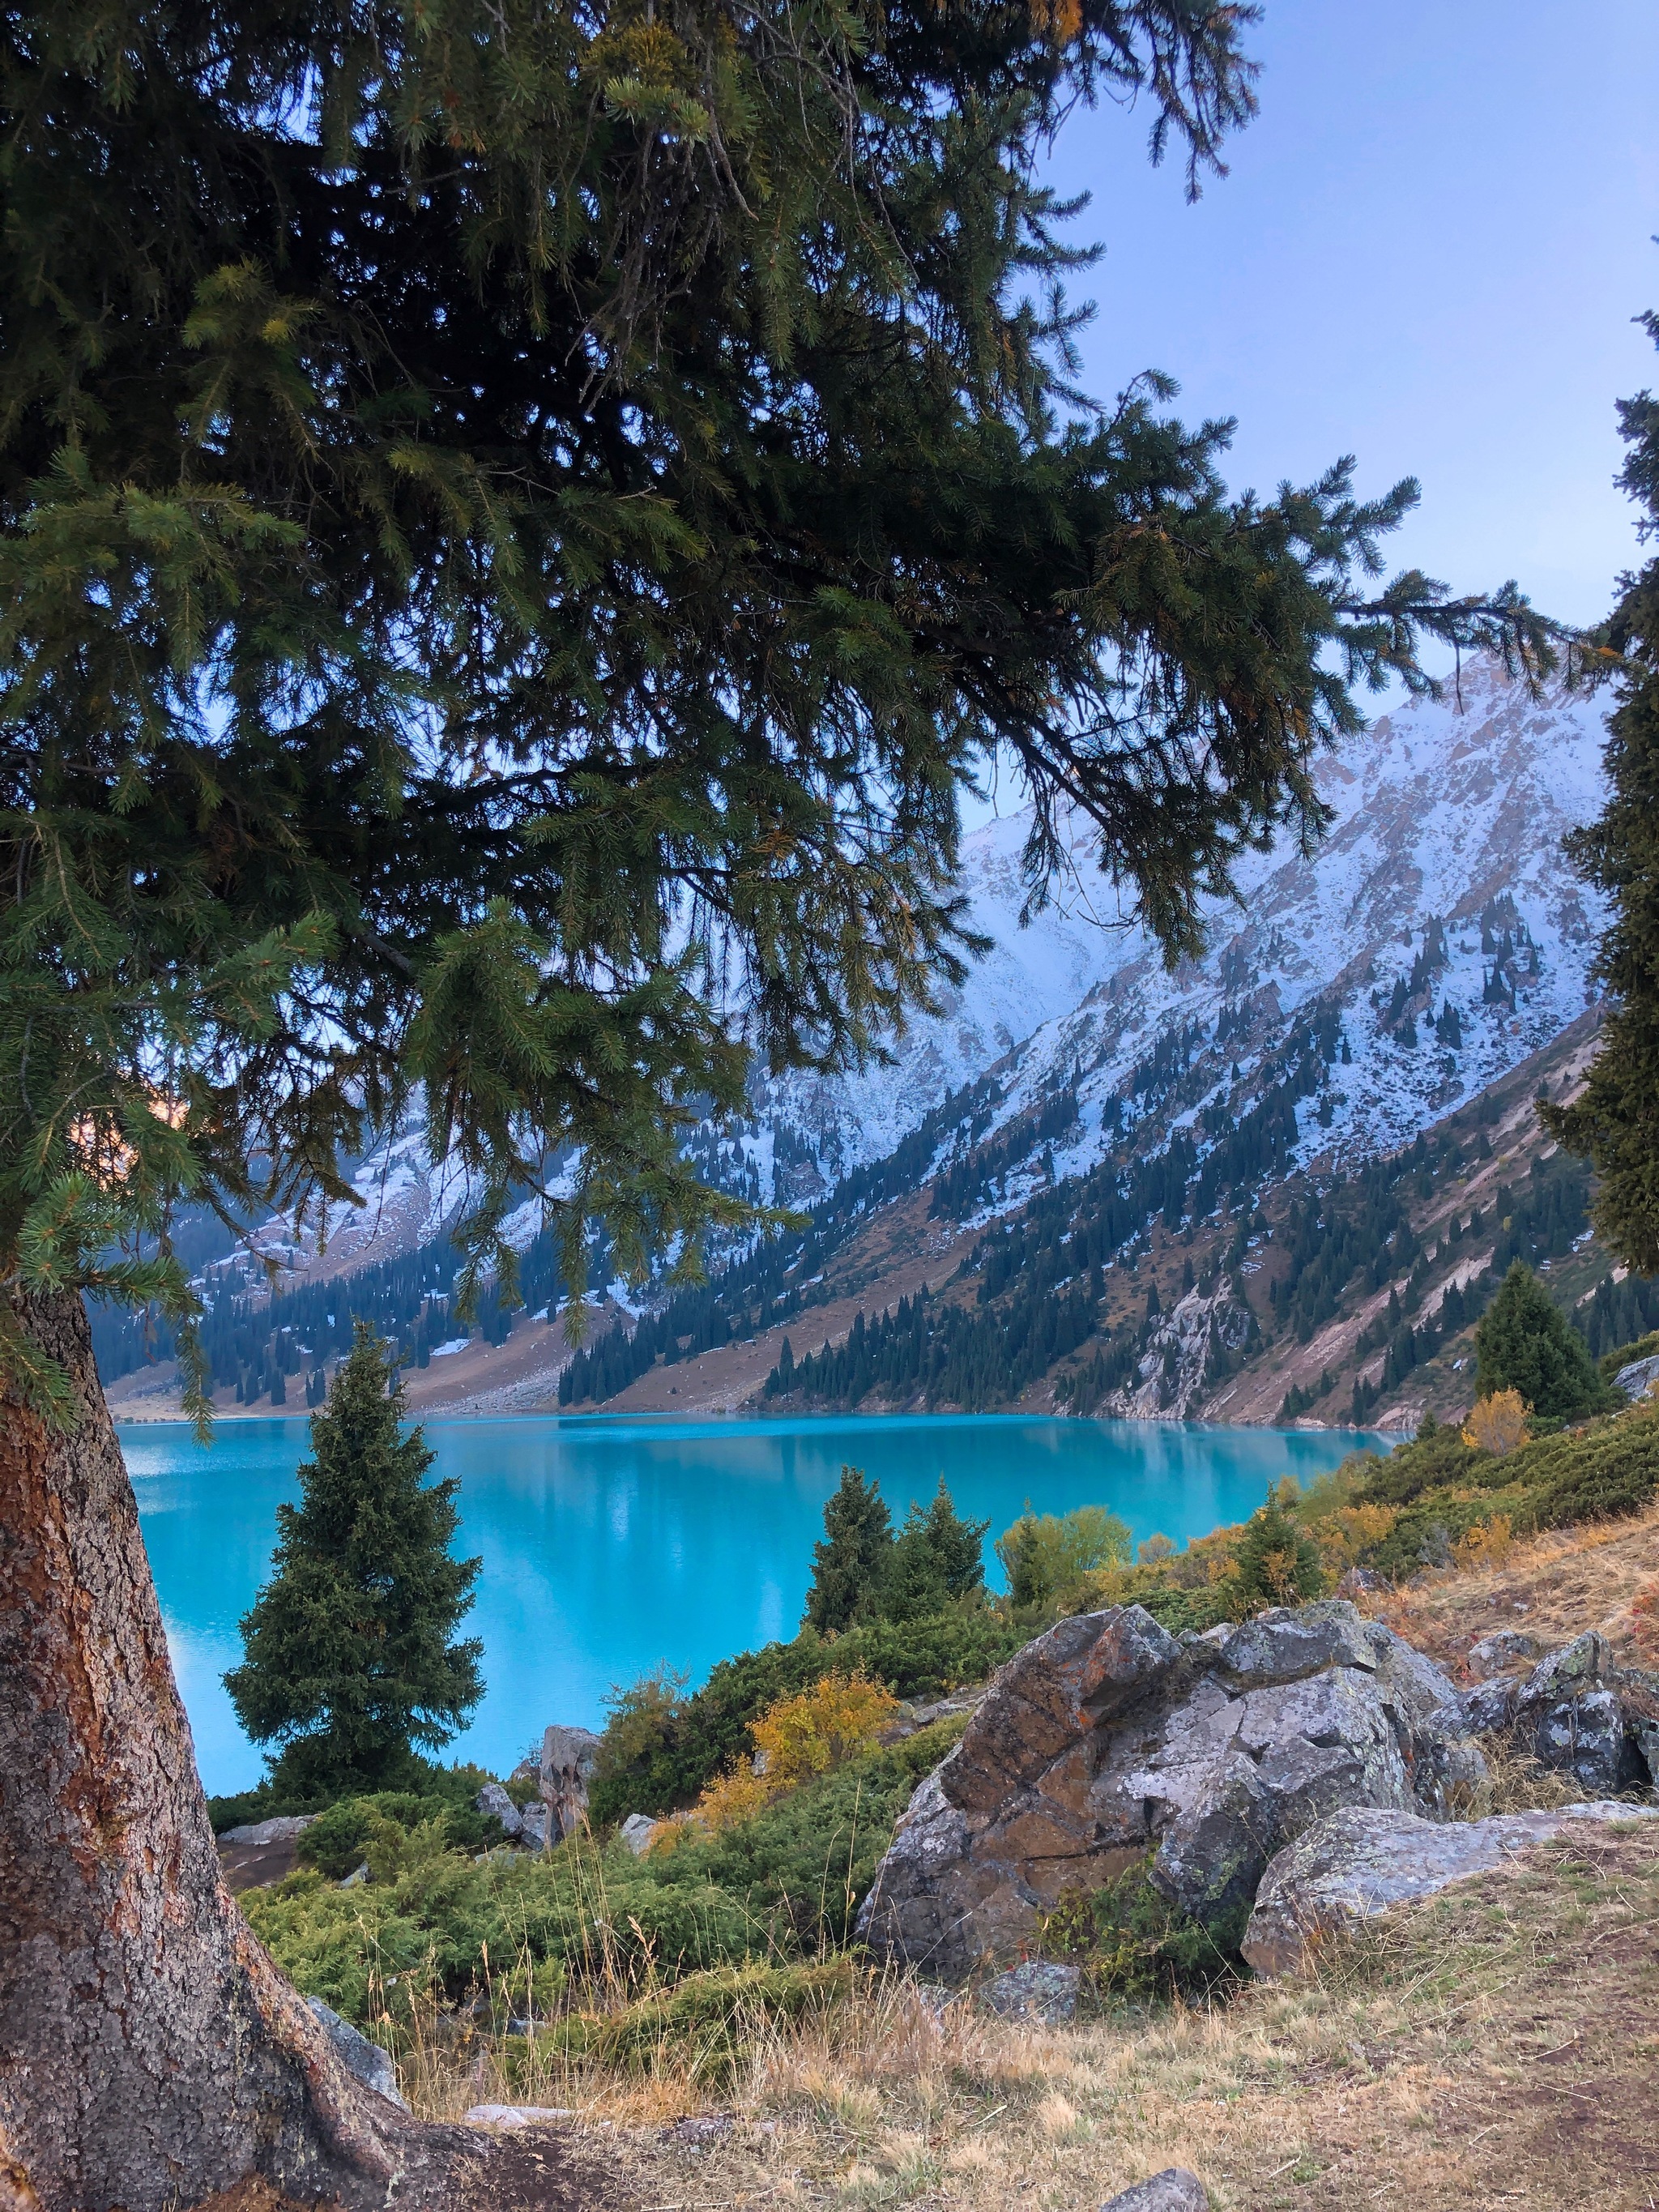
(1040, 0, 1659, 635)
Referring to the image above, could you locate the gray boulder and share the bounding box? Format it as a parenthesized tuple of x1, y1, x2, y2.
(1459, 1676, 1521, 1735)
(1242, 1800, 1659, 1975)
(1614, 1352, 1659, 1401)
(1099, 2171, 1209, 2212)
(218, 1814, 316, 1846)
(855, 1600, 1483, 1983)
(1512, 1632, 1653, 1795)
(474, 1781, 524, 1840)
(979, 1960, 1080, 2025)
(619, 1812, 660, 1855)
(306, 1996, 408, 2110)
(1465, 1630, 1538, 1679)
(540, 1723, 603, 1843)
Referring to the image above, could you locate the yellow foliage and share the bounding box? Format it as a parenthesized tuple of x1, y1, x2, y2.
(1463, 1389, 1530, 1456)
(692, 1766, 771, 1834)
(693, 1673, 899, 1835)
(752, 1672, 898, 1784)
(1260, 1548, 1308, 1606)
(1029, 0, 1082, 45)
(1452, 1514, 1515, 1573)
(1316, 1502, 1399, 1574)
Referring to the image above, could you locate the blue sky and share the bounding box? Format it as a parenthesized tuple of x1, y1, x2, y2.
(1040, 0, 1659, 634)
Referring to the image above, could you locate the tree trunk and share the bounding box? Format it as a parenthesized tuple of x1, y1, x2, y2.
(0, 1292, 476, 2212)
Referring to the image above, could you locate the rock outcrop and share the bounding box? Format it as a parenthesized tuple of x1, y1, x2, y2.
(217, 1813, 316, 1846)
(1098, 2171, 1210, 2212)
(979, 1961, 1081, 2025)
(1615, 1352, 1659, 1402)
(475, 1781, 525, 1840)
(1098, 1276, 1256, 1421)
(1242, 1800, 1659, 1975)
(1458, 1630, 1659, 1794)
(1515, 1632, 1655, 1795)
(855, 1600, 1482, 1982)
(305, 1996, 407, 2110)
(540, 1723, 603, 1843)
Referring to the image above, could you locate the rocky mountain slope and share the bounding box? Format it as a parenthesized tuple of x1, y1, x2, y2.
(103, 660, 1657, 1429)
(764, 654, 1609, 1196)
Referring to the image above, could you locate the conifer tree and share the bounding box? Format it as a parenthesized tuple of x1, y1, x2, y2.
(1230, 1497, 1324, 1615)
(803, 1466, 893, 1633)
(885, 1478, 990, 1620)
(1545, 307, 1659, 1265)
(1473, 1261, 1606, 1420)
(225, 1326, 483, 1799)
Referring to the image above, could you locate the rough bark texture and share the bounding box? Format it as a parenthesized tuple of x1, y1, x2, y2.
(0, 1291, 479, 2212)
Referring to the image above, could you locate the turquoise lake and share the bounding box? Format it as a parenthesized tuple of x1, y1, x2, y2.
(122, 1411, 1384, 1796)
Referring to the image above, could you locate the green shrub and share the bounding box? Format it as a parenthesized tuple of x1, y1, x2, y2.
(1228, 1499, 1324, 1615)
(244, 1719, 962, 2030)
(587, 1608, 1017, 1826)
(1358, 1427, 1484, 1507)
(1129, 1581, 1236, 1636)
(1039, 1858, 1243, 2003)
(207, 1756, 497, 1837)
(995, 1505, 1132, 1611)
(538, 1958, 857, 2087)
(296, 1778, 499, 1878)
(1519, 1407, 1659, 1529)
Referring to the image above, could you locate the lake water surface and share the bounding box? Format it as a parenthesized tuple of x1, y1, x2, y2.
(123, 1411, 1383, 1795)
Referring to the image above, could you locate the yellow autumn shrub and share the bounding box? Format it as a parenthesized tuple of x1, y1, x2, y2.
(1316, 1501, 1400, 1573)
(1463, 1388, 1530, 1456)
(1452, 1512, 1515, 1572)
(693, 1673, 900, 1834)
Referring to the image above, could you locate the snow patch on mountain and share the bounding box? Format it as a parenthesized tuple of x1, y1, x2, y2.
(763, 658, 1609, 1202)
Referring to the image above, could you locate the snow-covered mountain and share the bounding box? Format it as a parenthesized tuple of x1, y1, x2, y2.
(103, 656, 1623, 1421)
(202, 658, 1611, 1296)
(760, 656, 1609, 1208)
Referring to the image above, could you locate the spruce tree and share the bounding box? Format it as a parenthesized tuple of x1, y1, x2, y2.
(225, 1326, 482, 1799)
(803, 1466, 893, 1634)
(885, 1478, 989, 1620)
(1473, 1261, 1606, 1420)
(1545, 306, 1659, 1266)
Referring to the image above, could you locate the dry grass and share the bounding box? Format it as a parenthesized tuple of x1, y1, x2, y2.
(415, 1823, 1659, 2210)
(1371, 1501, 1659, 1673)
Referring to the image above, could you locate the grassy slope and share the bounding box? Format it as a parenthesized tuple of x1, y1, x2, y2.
(228, 1435, 1659, 2206)
(450, 1821, 1659, 2211)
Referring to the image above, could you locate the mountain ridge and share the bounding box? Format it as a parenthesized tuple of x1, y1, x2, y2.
(104, 660, 1657, 1431)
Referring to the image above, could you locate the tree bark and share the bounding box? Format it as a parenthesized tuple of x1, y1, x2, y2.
(0, 1291, 477, 2212)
